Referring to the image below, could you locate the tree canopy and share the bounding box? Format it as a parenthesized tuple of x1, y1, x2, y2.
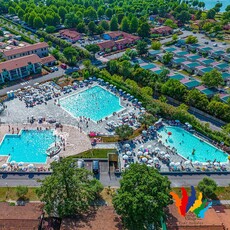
(197, 177, 217, 199)
(36, 158, 103, 217)
(115, 124, 133, 140)
(113, 163, 172, 229)
(202, 69, 224, 88)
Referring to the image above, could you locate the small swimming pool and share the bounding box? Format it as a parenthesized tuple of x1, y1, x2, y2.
(0, 130, 56, 163)
(60, 86, 124, 122)
(157, 126, 228, 162)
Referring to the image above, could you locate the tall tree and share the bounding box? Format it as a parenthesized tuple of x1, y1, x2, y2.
(130, 16, 138, 33)
(100, 20, 109, 30)
(120, 16, 130, 32)
(110, 15, 118, 31)
(151, 41, 162, 50)
(162, 52, 174, 64)
(207, 8, 216, 19)
(58, 6, 67, 22)
(88, 21, 97, 34)
(202, 69, 223, 88)
(138, 22, 150, 38)
(36, 159, 103, 217)
(115, 124, 133, 140)
(33, 17, 44, 29)
(113, 164, 171, 229)
(136, 40, 148, 55)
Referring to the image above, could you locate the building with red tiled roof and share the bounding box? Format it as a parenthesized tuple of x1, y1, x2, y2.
(150, 26, 173, 35)
(40, 55, 56, 66)
(60, 29, 81, 42)
(2, 42, 49, 60)
(103, 31, 140, 42)
(0, 202, 43, 230)
(97, 40, 116, 51)
(0, 54, 42, 83)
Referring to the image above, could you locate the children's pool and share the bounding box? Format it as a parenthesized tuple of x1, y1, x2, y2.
(157, 126, 228, 162)
(0, 130, 56, 163)
(60, 86, 124, 122)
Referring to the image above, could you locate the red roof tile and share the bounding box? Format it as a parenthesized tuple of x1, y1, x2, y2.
(60, 29, 81, 39)
(3, 42, 48, 57)
(0, 54, 41, 72)
(40, 55, 56, 65)
(97, 40, 116, 50)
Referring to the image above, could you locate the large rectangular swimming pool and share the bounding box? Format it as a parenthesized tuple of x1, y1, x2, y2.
(60, 86, 124, 122)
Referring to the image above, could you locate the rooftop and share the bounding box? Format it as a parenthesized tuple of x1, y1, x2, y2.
(40, 55, 56, 65)
(3, 42, 48, 57)
(0, 54, 41, 72)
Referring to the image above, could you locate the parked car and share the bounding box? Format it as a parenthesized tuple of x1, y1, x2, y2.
(222, 42, 226, 45)
(50, 67, 55, 72)
(61, 63, 67, 69)
(92, 160, 99, 174)
(213, 43, 218, 47)
(53, 66, 58, 71)
(98, 52, 105, 56)
(204, 41, 209, 44)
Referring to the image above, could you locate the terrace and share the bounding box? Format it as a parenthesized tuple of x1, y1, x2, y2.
(140, 63, 156, 70)
(196, 85, 217, 97)
(169, 73, 186, 81)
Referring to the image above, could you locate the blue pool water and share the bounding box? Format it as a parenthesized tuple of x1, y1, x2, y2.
(157, 126, 228, 162)
(60, 86, 124, 122)
(204, 0, 229, 11)
(0, 130, 56, 163)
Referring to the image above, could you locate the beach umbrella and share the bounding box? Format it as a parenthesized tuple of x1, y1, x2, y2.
(10, 161, 16, 165)
(126, 151, 132, 156)
(53, 155, 59, 161)
(124, 143, 130, 148)
(160, 151, 165, 155)
(169, 162, 175, 167)
(1, 164, 7, 168)
(139, 145, 144, 151)
(194, 161, 200, 166)
(142, 157, 148, 162)
(175, 162, 181, 167)
(137, 151, 143, 156)
(220, 163, 226, 167)
(202, 162, 209, 166)
(147, 145, 152, 149)
(123, 155, 129, 160)
(148, 159, 153, 163)
(184, 160, 190, 166)
(18, 162, 24, 166)
(154, 147, 160, 152)
(165, 154, 170, 159)
(153, 157, 159, 163)
(125, 164, 130, 168)
(214, 162, 219, 166)
(142, 130, 147, 135)
(28, 164, 34, 169)
(143, 152, 148, 156)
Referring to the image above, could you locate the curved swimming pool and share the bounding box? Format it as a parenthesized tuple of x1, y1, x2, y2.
(157, 126, 228, 162)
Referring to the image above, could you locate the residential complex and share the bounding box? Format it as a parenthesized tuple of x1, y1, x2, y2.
(2, 42, 49, 60)
(0, 54, 42, 83)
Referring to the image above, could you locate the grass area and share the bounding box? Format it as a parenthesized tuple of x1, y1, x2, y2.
(68, 148, 117, 159)
(100, 187, 116, 206)
(0, 187, 39, 202)
(171, 186, 230, 200)
(101, 136, 120, 142)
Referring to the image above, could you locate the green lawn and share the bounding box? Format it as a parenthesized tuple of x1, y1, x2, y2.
(68, 149, 117, 159)
(0, 187, 39, 202)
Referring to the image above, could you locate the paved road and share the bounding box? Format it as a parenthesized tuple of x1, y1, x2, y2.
(0, 69, 65, 96)
(1, 172, 229, 187)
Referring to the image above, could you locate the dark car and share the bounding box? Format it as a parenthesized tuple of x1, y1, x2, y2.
(92, 160, 99, 174)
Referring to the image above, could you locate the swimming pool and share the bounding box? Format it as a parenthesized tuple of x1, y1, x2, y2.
(60, 86, 124, 122)
(157, 126, 228, 162)
(0, 130, 56, 163)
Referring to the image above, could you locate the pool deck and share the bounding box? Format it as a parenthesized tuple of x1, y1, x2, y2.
(0, 124, 91, 168)
(0, 83, 140, 135)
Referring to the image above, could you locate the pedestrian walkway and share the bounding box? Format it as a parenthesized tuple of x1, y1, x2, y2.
(94, 143, 117, 149)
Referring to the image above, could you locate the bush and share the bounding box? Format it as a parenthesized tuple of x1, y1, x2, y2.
(16, 186, 28, 199)
(43, 65, 52, 72)
(46, 26, 56, 33)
